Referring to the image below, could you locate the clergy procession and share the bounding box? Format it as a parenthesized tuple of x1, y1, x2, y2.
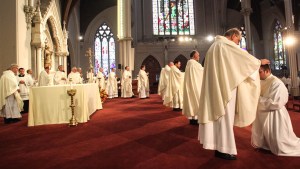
(157, 28, 300, 160)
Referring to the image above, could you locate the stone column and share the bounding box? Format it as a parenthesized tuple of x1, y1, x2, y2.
(118, 0, 134, 71)
(284, 0, 299, 96)
(36, 47, 42, 76)
(240, 0, 253, 54)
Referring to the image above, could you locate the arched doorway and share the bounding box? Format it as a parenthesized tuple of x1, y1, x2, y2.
(174, 54, 188, 71)
(141, 55, 161, 94)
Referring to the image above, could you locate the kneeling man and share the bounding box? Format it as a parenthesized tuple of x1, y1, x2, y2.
(252, 64, 300, 156)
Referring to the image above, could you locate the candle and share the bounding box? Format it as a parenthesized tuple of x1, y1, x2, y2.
(70, 83, 73, 89)
(25, 0, 28, 6)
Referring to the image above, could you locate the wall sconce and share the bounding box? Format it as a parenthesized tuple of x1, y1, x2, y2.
(24, 0, 36, 29)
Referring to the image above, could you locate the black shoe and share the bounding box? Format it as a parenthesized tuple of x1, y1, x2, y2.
(190, 119, 198, 125)
(173, 108, 181, 111)
(215, 150, 237, 160)
(11, 118, 21, 123)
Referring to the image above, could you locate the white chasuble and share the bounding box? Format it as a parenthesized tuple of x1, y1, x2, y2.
(163, 66, 184, 109)
(158, 65, 171, 100)
(182, 59, 203, 118)
(138, 69, 149, 98)
(197, 35, 261, 127)
(121, 70, 133, 98)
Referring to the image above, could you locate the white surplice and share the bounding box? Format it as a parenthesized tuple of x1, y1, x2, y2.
(97, 72, 106, 90)
(106, 72, 118, 98)
(17, 75, 29, 100)
(163, 66, 184, 109)
(121, 70, 133, 98)
(54, 71, 67, 85)
(138, 69, 149, 98)
(68, 72, 82, 84)
(38, 70, 53, 86)
(26, 74, 34, 87)
(251, 74, 300, 156)
(0, 70, 22, 118)
(182, 59, 203, 119)
(158, 65, 171, 100)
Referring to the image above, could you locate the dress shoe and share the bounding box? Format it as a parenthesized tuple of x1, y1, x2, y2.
(190, 119, 198, 125)
(173, 108, 182, 111)
(215, 150, 237, 160)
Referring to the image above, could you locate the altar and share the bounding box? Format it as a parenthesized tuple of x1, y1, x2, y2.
(28, 83, 102, 126)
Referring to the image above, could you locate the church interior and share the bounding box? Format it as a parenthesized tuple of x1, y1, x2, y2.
(0, 0, 300, 168)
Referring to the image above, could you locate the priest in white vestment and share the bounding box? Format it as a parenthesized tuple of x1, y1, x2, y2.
(138, 65, 150, 99)
(17, 68, 30, 113)
(251, 64, 300, 156)
(158, 62, 173, 100)
(38, 66, 53, 86)
(106, 68, 118, 98)
(182, 51, 203, 125)
(286, 76, 291, 93)
(86, 69, 95, 83)
(97, 68, 106, 90)
(163, 60, 184, 111)
(197, 28, 269, 160)
(26, 69, 35, 87)
(121, 66, 134, 98)
(54, 65, 67, 85)
(68, 67, 82, 84)
(0, 64, 23, 124)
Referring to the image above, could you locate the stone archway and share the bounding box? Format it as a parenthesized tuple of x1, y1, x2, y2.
(141, 55, 161, 94)
(174, 54, 188, 71)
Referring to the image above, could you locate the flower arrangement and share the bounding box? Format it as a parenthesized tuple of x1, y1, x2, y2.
(100, 88, 108, 103)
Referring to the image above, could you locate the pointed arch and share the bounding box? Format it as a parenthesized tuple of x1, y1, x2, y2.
(174, 54, 188, 71)
(142, 55, 161, 93)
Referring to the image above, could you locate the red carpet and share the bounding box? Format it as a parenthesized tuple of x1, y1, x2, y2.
(0, 94, 299, 169)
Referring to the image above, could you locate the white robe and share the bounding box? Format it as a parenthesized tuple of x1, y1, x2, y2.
(158, 65, 171, 100)
(138, 69, 150, 98)
(97, 72, 106, 90)
(163, 66, 184, 109)
(68, 72, 82, 84)
(182, 59, 203, 118)
(121, 70, 133, 98)
(251, 74, 300, 156)
(26, 74, 34, 87)
(0, 70, 22, 118)
(38, 70, 53, 86)
(87, 72, 95, 83)
(17, 75, 29, 100)
(286, 77, 291, 93)
(197, 35, 261, 155)
(106, 72, 118, 98)
(54, 71, 67, 85)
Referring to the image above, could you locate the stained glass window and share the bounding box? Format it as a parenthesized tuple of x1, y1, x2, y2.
(94, 23, 116, 75)
(273, 20, 286, 70)
(152, 0, 195, 35)
(239, 26, 246, 50)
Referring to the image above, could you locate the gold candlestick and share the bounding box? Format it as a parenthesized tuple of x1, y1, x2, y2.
(67, 89, 78, 126)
